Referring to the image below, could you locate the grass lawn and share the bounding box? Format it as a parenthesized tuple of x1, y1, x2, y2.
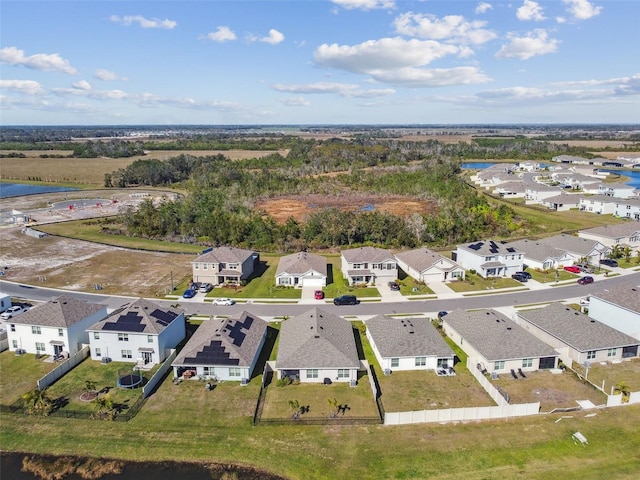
(616, 257, 640, 269)
(322, 256, 381, 298)
(528, 268, 578, 283)
(573, 357, 640, 393)
(447, 272, 522, 292)
(396, 275, 435, 296)
(0, 351, 59, 404)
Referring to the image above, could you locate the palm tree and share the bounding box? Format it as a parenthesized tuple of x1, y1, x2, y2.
(327, 397, 339, 418)
(21, 387, 53, 416)
(288, 399, 301, 419)
(93, 393, 115, 419)
(614, 381, 630, 403)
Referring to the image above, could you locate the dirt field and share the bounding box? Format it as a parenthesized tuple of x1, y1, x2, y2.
(255, 194, 437, 223)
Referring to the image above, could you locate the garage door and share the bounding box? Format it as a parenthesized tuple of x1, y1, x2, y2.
(301, 277, 324, 287)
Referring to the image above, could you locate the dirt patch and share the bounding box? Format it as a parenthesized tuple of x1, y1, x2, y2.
(255, 194, 437, 224)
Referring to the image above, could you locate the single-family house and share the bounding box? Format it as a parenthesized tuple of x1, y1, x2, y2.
(276, 308, 360, 384)
(171, 311, 267, 382)
(614, 198, 640, 221)
(441, 309, 559, 374)
(588, 287, 640, 340)
(579, 195, 619, 215)
(514, 303, 639, 367)
(494, 181, 528, 198)
(88, 298, 185, 367)
(275, 252, 327, 288)
(366, 315, 454, 372)
(552, 155, 590, 165)
(452, 240, 523, 278)
(525, 183, 564, 203)
(192, 246, 259, 286)
(539, 234, 609, 265)
(597, 182, 635, 199)
(341, 246, 397, 286)
(506, 239, 574, 271)
(395, 247, 465, 283)
(540, 194, 582, 211)
(578, 222, 640, 250)
(551, 172, 601, 191)
(6, 294, 107, 357)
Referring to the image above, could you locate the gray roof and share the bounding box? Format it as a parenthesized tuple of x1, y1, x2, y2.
(11, 294, 105, 328)
(579, 222, 640, 239)
(495, 181, 528, 192)
(394, 247, 461, 273)
(172, 311, 267, 368)
(580, 194, 620, 204)
(276, 252, 327, 277)
(457, 239, 522, 257)
(193, 246, 256, 264)
(89, 298, 183, 335)
(542, 234, 604, 256)
(590, 286, 640, 315)
(517, 303, 639, 351)
(276, 308, 360, 370)
(366, 315, 453, 359)
(443, 309, 558, 362)
(617, 197, 640, 207)
(543, 194, 582, 204)
(341, 246, 395, 264)
(526, 183, 563, 192)
(507, 239, 564, 263)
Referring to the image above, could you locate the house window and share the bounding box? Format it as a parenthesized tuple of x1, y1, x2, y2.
(307, 369, 318, 379)
(280, 277, 291, 285)
(31, 326, 41, 335)
(203, 263, 207, 270)
(607, 348, 617, 357)
(522, 358, 533, 368)
(121, 350, 132, 359)
(203, 366, 214, 376)
(118, 333, 129, 342)
(10, 324, 15, 332)
(194, 264, 199, 270)
(494, 360, 505, 371)
(147, 335, 153, 343)
(12, 340, 18, 349)
(587, 351, 596, 360)
(338, 369, 350, 378)
(93, 332, 100, 340)
(353, 263, 363, 269)
(437, 358, 449, 368)
(229, 263, 239, 269)
(95, 348, 101, 357)
(391, 358, 399, 368)
(58, 328, 64, 337)
(229, 367, 241, 377)
(415, 357, 426, 367)
(35, 342, 45, 352)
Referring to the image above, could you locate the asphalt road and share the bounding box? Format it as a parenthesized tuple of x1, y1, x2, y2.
(2, 272, 638, 319)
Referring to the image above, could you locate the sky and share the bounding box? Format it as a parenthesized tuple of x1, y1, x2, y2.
(0, 0, 638, 125)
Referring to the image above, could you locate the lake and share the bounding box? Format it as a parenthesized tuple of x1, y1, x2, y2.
(0, 183, 79, 199)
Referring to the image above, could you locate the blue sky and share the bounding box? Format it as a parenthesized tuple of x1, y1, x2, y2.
(1, 0, 638, 125)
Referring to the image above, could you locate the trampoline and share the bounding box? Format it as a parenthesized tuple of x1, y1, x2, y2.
(117, 372, 144, 389)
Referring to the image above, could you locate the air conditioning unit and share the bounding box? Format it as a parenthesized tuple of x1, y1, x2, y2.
(350, 379, 357, 387)
(384, 369, 391, 375)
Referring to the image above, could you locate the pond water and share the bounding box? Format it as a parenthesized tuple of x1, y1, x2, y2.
(0, 183, 78, 198)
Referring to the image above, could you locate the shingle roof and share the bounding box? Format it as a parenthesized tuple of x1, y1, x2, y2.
(579, 222, 640, 239)
(457, 239, 522, 257)
(366, 315, 453, 358)
(517, 303, 639, 351)
(172, 311, 267, 368)
(341, 246, 395, 263)
(11, 294, 105, 328)
(507, 239, 565, 263)
(580, 194, 620, 204)
(394, 247, 460, 273)
(443, 309, 558, 362)
(89, 298, 182, 335)
(541, 234, 604, 256)
(193, 246, 255, 264)
(590, 286, 640, 315)
(276, 252, 327, 277)
(276, 308, 360, 369)
(543, 194, 582, 204)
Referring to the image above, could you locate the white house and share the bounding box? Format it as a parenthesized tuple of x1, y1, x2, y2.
(275, 252, 327, 288)
(614, 198, 640, 221)
(579, 195, 619, 215)
(88, 298, 185, 367)
(6, 294, 107, 357)
(276, 308, 360, 384)
(578, 223, 640, 250)
(171, 311, 268, 383)
(493, 181, 528, 198)
(395, 247, 465, 283)
(525, 183, 564, 203)
(597, 182, 635, 199)
(452, 240, 523, 278)
(192, 246, 259, 286)
(588, 287, 640, 340)
(366, 315, 454, 373)
(540, 194, 582, 212)
(539, 234, 609, 265)
(514, 303, 639, 367)
(506, 239, 573, 271)
(0, 292, 11, 314)
(441, 309, 559, 374)
(340, 246, 397, 286)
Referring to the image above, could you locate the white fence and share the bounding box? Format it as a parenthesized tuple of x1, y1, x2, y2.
(466, 358, 509, 406)
(142, 349, 177, 398)
(37, 346, 90, 390)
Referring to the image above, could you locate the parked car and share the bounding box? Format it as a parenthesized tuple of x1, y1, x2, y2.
(511, 273, 529, 282)
(576, 263, 594, 274)
(514, 271, 532, 280)
(199, 283, 213, 293)
(314, 290, 325, 300)
(577, 276, 594, 285)
(212, 298, 235, 306)
(388, 281, 400, 291)
(182, 288, 197, 298)
(0, 305, 28, 320)
(437, 311, 448, 321)
(599, 258, 619, 268)
(333, 295, 357, 306)
(564, 265, 581, 274)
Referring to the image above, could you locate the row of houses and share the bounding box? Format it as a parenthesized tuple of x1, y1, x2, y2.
(552, 155, 640, 169)
(5, 289, 639, 386)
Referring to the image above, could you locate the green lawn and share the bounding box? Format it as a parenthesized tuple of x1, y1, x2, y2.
(447, 272, 522, 292)
(528, 268, 577, 283)
(0, 351, 58, 404)
(396, 275, 435, 296)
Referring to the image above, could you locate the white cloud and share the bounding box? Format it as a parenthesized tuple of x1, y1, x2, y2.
(260, 29, 285, 45)
(331, 0, 396, 11)
(206, 26, 237, 42)
(278, 96, 311, 106)
(562, 0, 603, 20)
(556, 16, 567, 24)
(475, 2, 493, 14)
(495, 29, 559, 60)
(272, 82, 396, 97)
(393, 13, 496, 44)
(0, 46, 77, 74)
(367, 66, 491, 87)
(516, 1, 546, 21)
(72, 80, 91, 90)
(0, 79, 45, 96)
(94, 69, 125, 81)
(110, 15, 177, 29)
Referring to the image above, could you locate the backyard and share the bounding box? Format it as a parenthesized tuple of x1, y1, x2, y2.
(573, 357, 640, 394)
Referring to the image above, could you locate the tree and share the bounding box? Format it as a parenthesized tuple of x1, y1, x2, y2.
(288, 399, 301, 419)
(93, 393, 116, 420)
(614, 381, 630, 403)
(327, 397, 340, 418)
(21, 388, 53, 416)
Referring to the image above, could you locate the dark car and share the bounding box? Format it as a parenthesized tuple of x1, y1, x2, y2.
(388, 281, 400, 291)
(599, 258, 619, 268)
(333, 295, 357, 306)
(511, 273, 529, 282)
(437, 311, 448, 321)
(515, 271, 532, 280)
(577, 276, 594, 285)
(183, 288, 197, 298)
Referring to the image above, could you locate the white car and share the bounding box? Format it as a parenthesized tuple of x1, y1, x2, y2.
(199, 283, 213, 293)
(212, 298, 235, 306)
(1, 305, 29, 320)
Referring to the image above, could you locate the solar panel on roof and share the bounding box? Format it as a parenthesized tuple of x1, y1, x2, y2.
(102, 321, 145, 332)
(506, 247, 516, 253)
(151, 309, 177, 327)
(185, 340, 240, 366)
(469, 243, 482, 251)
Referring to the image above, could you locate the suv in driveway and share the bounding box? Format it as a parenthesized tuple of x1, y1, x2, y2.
(599, 258, 618, 268)
(0, 305, 28, 320)
(199, 283, 213, 293)
(388, 281, 400, 291)
(333, 295, 357, 306)
(511, 273, 529, 282)
(514, 271, 532, 280)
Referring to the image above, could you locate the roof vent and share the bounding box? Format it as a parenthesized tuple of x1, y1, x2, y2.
(314, 335, 320, 339)
(507, 327, 512, 330)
